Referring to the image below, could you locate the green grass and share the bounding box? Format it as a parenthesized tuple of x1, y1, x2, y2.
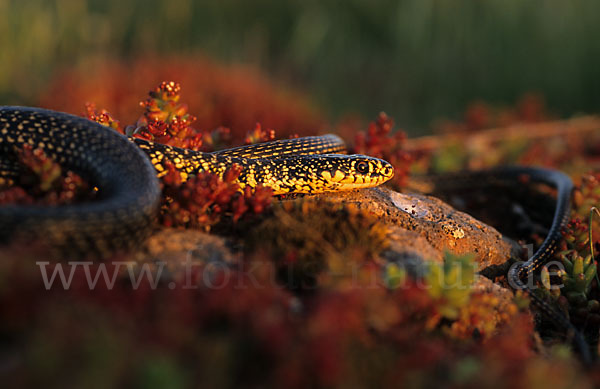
(1, 0, 599, 134)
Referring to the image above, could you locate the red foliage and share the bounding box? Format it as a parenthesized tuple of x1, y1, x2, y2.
(517, 93, 547, 123)
(84, 103, 121, 131)
(465, 100, 491, 132)
(0, 186, 32, 205)
(38, 56, 326, 143)
(160, 161, 272, 229)
(350, 112, 413, 188)
(245, 122, 276, 145)
(562, 217, 590, 253)
(0, 239, 583, 388)
(434, 93, 550, 134)
(127, 81, 204, 150)
(562, 172, 600, 254)
(0, 144, 92, 206)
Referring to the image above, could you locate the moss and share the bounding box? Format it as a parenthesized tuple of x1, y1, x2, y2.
(426, 252, 476, 320)
(246, 199, 390, 291)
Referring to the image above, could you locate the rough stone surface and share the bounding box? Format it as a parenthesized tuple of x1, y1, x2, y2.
(472, 276, 519, 326)
(473, 276, 515, 303)
(315, 187, 517, 273)
(133, 229, 236, 272)
(379, 227, 443, 279)
(138, 187, 517, 291)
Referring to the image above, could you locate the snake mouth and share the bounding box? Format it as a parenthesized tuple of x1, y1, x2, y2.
(334, 167, 394, 189)
(320, 159, 394, 190)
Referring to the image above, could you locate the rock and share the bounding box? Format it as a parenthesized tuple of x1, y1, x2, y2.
(472, 276, 520, 326)
(380, 227, 443, 279)
(315, 187, 517, 274)
(473, 276, 515, 302)
(139, 187, 518, 286)
(132, 229, 237, 273)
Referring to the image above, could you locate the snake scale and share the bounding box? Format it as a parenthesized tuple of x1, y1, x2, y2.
(0, 106, 590, 362)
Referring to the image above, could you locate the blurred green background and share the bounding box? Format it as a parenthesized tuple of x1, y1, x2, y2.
(1, 0, 599, 134)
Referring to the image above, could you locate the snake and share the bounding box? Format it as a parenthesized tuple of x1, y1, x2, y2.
(0, 106, 393, 256)
(0, 106, 590, 361)
(412, 167, 590, 363)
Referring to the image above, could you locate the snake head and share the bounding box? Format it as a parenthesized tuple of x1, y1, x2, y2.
(317, 154, 394, 191)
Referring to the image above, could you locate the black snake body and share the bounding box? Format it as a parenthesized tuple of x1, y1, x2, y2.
(0, 107, 161, 255)
(412, 166, 589, 362)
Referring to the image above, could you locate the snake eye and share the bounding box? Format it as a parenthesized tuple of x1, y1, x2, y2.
(356, 161, 369, 174)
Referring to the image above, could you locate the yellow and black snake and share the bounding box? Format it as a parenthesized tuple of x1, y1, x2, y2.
(0, 106, 393, 254)
(0, 106, 590, 362)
